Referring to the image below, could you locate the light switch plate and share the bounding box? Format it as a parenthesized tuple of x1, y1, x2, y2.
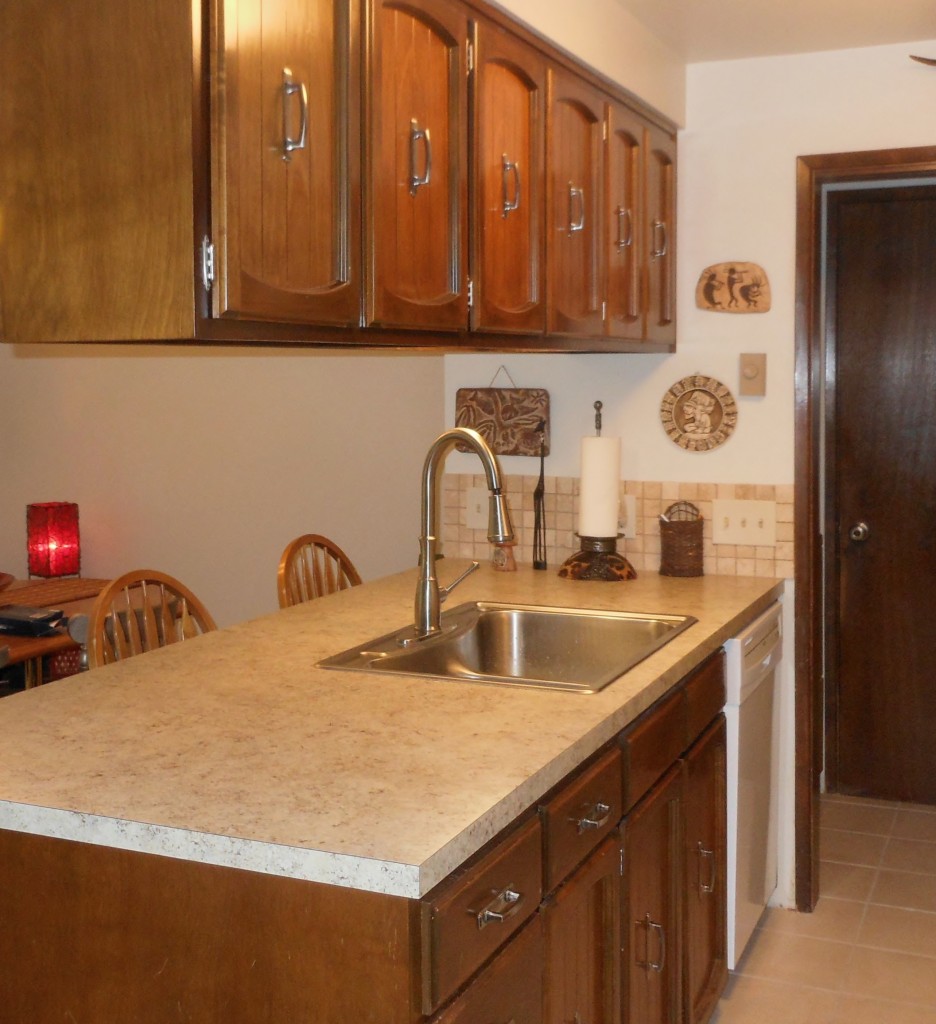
(618, 494, 637, 539)
(712, 499, 776, 545)
(466, 487, 488, 529)
(739, 353, 767, 396)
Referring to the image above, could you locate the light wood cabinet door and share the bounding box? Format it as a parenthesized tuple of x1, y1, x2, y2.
(644, 121, 677, 344)
(212, 0, 361, 325)
(683, 717, 728, 1024)
(546, 67, 604, 338)
(622, 765, 682, 1024)
(543, 835, 621, 1024)
(471, 20, 546, 334)
(366, 0, 468, 330)
(605, 100, 645, 340)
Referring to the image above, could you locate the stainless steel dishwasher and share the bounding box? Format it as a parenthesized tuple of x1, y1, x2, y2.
(724, 601, 783, 968)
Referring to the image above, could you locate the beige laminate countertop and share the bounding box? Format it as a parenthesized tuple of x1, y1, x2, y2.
(0, 564, 782, 898)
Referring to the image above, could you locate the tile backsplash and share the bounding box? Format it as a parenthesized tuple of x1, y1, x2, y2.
(443, 475, 794, 579)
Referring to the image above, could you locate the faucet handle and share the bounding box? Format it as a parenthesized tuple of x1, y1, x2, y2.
(439, 561, 480, 603)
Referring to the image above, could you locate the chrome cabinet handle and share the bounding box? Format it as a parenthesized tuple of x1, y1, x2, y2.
(615, 206, 633, 249)
(849, 521, 870, 543)
(636, 913, 666, 972)
(281, 67, 308, 162)
(501, 154, 521, 218)
(650, 219, 668, 259)
(574, 800, 612, 835)
(474, 886, 522, 930)
(409, 119, 432, 196)
(697, 842, 716, 894)
(568, 184, 585, 234)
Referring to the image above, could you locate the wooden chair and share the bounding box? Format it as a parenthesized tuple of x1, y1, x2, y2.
(87, 569, 217, 669)
(277, 534, 362, 609)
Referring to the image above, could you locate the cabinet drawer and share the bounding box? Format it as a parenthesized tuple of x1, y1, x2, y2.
(685, 651, 726, 740)
(422, 815, 542, 1013)
(431, 917, 544, 1023)
(621, 689, 685, 812)
(542, 746, 623, 892)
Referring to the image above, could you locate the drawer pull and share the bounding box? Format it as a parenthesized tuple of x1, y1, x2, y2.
(474, 886, 522, 930)
(574, 801, 612, 834)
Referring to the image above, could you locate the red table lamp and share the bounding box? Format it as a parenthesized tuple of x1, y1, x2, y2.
(26, 502, 81, 577)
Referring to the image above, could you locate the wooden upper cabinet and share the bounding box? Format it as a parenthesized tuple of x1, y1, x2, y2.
(471, 20, 546, 334)
(645, 121, 677, 344)
(605, 99, 644, 340)
(212, 0, 362, 325)
(366, 0, 468, 330)
(546, 68, 604, 338)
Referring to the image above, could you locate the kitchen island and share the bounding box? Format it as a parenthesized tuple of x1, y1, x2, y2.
(0, 564, 782, 1022)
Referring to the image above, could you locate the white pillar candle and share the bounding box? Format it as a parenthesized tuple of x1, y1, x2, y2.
(578, 435, 621, 537)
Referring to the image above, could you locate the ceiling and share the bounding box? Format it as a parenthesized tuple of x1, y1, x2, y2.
(615, 0, 936, 63)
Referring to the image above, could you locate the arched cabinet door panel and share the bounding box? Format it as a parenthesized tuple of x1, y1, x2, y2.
(472, 19, 546, 334)
(366, 0, 468, 330)
(546, 67, 604, 338)
(213, 0, 362, 326)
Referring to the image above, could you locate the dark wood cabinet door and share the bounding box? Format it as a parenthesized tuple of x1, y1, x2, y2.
(471, 20, 546, 334)
(682, 717, 728, 1024)
(622, 765, 682, 1024)
(544, 835, 621, 1024)
(605, 100, 645, 340)
(213, 0, 361, 325)
(546, 67, 604, 338)
(366, 0, 468, 330)
(644, 122, 676, 343)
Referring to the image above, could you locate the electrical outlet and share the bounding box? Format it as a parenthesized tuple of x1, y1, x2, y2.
(712, 499, 776, 545)
(466, 487, 488, 529)
(618, 495, 637, 539)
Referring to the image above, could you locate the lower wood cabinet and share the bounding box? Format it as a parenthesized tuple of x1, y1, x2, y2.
(0, 655, 726, 1024)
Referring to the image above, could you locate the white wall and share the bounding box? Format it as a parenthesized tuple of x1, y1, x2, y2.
(0, 344, 444, 626)
(445, 39, 936, 488)
(495, 0, 686, 124)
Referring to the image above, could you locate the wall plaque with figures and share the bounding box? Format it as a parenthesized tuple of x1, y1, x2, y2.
(660, 375, 738, 451)
(695, 262, 770, 313)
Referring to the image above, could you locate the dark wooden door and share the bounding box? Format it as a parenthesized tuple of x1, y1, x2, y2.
(644, 123, 676, 344)
(471, 19, 546, 334)
(543, 835, 621, 1024)
(622, 765, 682, 1024)
(682, 717, 727, 1024)
(546, 67, 604, 338)
(827, 183, 936, 804)
(366, 0, 468, 330)
(605, 100, 644, 340)
(213, 0, 361, 325)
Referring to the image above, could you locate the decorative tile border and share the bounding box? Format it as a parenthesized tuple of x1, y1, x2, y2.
(443, 475, 794, 579)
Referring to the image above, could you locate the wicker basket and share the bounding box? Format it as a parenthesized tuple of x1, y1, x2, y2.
(660, 501, 704, 577)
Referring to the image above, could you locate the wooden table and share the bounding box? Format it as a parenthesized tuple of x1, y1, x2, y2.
(0, 578, 109, 688)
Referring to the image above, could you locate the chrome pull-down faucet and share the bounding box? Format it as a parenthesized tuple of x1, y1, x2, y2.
(412, 427, 514, 642)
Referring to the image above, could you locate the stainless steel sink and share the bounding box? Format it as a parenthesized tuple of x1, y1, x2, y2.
(318, 601, 697, 693)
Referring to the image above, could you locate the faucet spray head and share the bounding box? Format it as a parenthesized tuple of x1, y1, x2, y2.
(488, 490, 514, 545)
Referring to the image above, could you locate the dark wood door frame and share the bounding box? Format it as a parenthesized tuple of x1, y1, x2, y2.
(794, 146, 936, 911)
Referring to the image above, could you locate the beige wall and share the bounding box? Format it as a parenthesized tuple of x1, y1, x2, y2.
(1, 343, 444, 626)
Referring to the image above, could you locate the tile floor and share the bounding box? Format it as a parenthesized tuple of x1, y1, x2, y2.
(712, 794, 936, 1023)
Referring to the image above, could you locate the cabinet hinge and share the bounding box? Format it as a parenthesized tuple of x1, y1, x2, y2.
(200, 235, 216, 292)
(467, 277, 474, 308)
(466, 39, 474, 74)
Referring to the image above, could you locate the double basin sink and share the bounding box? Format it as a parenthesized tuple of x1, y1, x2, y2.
(319, 601, 697, 694)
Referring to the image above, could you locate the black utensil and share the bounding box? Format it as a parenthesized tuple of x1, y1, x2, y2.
(533, 420, 547, 570)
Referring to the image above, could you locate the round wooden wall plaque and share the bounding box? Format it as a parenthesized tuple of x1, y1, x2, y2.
(660, 375, 738, 451)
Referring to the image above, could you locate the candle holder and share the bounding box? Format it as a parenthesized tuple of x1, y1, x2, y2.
(558, 535, 637, 582)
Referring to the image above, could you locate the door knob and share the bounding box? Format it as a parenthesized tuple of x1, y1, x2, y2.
(849, 521, 870, 542)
